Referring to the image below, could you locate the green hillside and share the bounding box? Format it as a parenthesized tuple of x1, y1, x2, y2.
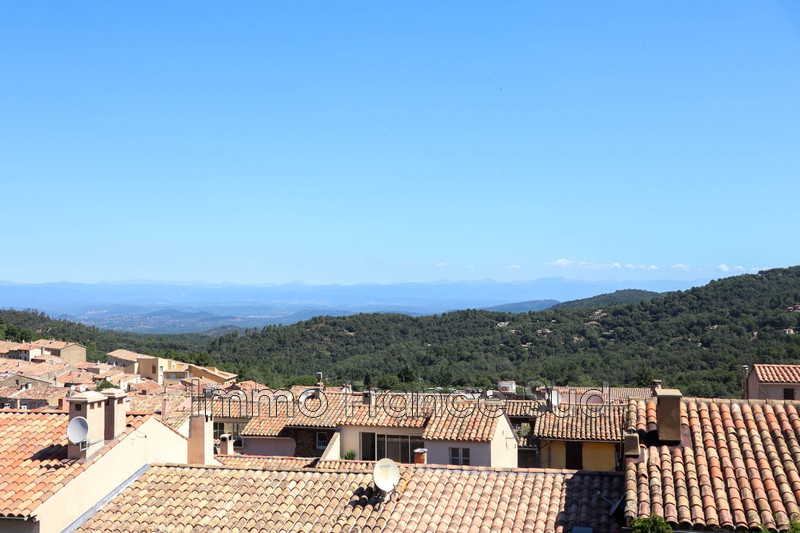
(482, 299, 559, 313)
(3, 266, 800, 397)
(549, 289, 662, 310)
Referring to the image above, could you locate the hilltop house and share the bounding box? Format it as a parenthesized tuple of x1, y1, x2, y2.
(746, 363, 800, 400)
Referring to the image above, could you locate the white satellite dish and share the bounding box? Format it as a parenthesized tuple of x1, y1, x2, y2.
(66, 416, 89, 444)
(373, 458, 401, 492)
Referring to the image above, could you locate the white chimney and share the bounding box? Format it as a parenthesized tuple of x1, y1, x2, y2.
(219, 433, 234, 455)
(67, 391, 106, 461)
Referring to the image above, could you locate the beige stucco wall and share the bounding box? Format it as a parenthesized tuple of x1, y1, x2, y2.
(541, 440, 566, 469)
(320, 432, 341, 460)
(58, 345, 87, 365)
(491, 416, 518, 468)
(582, 441, 617, 471)
(425, 440, 492, 466)
(748, 377, 800, 400)
(242, 436, 296, 456)
(339, 425, 425, 460)
(34, 417, 187, 533)
(187, 365, 235, 384)
(137, 356, 162, 384)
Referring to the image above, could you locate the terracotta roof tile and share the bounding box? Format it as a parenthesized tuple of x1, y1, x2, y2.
(534, 404, 625, 441)
(625, 397, 800, 531)
(233, 392, 502, 442)
(77, 463, 623, 533)
(0, 411, 151, 518)
(754, 364, 800, 384)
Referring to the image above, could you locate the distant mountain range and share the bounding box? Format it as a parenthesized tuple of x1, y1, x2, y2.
(0, 278, 705, 333)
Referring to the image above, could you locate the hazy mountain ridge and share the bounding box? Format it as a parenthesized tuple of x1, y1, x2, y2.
(0, 278, 705, 333)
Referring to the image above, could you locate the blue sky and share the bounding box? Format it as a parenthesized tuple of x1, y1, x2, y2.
(1, 2, 798, 285)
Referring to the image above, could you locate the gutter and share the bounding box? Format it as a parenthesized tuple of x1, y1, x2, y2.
(61, 464, 151, 533)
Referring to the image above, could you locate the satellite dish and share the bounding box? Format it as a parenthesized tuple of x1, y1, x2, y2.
(67, 416, 89, 444)
(373, 458, 401, 492)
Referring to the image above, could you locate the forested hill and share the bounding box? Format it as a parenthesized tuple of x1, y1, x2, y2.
(481, 299, 559, 313)
(2, 267, 800, 397)
(549, 289, 662, 310)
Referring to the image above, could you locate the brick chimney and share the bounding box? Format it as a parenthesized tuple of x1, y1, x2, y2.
(655, 388, 683, 443)
(413, 448, 427, 465)
(67, 391, 106, 461)
(101, 388, 128, 440)
(188, 411, 214, 465)
(219, 433, 234, 455)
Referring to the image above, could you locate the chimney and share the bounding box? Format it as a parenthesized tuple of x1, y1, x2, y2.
(650, 379, 662, 396)
(67, 391, 106, 461)
(219, 433, 234, 455)
(413, 448, 427, 465)
(316, 371, 324, 390)
(57, 397, 68, 411)
(188, 411, 214, 465)
(623, 433, 640, 457)
(102, 388, 128, 440)
(363, 390, 377, 407)
(655, 388, 683, 443)
(162, 397, 171, 419)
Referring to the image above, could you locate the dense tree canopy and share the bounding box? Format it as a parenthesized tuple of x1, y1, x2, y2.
(3, 267, 800, 397)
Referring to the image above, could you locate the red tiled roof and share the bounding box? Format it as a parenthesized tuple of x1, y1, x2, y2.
(553, 386, 652, 404)
(0, 386, 22, 400)
(127, 394, 190, 415)
(237, 393, 501, 442)
(215, 454, 319, 469)
(76, 463, 623, 533)
(534, 404, 625, 442)
(13, 386, 69, 401)
(56, 371, 96, 385)
(0, 411, 151, 518)
(128, 379, 164, 395)
(625, 397, 800, 531)
(754, 364, 800, 384)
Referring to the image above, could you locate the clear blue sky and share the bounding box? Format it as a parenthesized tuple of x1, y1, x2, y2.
(1, 2, 798, 285)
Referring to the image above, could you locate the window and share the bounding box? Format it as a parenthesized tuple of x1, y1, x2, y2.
(361, 432, 376, 461)
(565, 441, 583, 469)
(785, 388, 796, 400)
(360, 432, 423, 462)
(213, 422, 245, 447)
(449, 447, 470, 466)
(316, 432, 328, 449)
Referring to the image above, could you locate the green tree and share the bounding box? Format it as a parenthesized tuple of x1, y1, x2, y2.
(631, 515, 673, 533)
(95, 378, 115, 391)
